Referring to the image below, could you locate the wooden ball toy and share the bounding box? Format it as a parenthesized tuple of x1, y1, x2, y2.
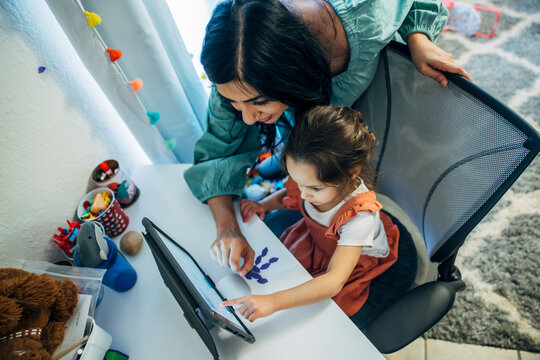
(120, 231, 143, 255)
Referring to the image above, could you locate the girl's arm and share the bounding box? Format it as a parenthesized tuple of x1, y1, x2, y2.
(240, 188, 287, 222)
(260, 188, 287, 212)
(222, 245, 363, 321)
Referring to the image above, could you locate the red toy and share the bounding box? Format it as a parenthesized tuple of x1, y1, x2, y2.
(52, 220, 81, 256)
(258, 152, 272, 162)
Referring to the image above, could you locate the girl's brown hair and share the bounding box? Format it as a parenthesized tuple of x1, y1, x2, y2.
(281, 105, 378, 190)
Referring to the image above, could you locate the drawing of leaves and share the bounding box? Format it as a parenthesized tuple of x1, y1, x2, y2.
(245, 248, 277, 284)
(250, 272, 262, 281)
(260, 257, 278, 270)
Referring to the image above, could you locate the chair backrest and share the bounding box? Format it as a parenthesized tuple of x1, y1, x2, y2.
(354, 42, 540, 264)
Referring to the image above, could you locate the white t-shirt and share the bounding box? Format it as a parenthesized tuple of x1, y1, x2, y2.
(303, 182, 389, 258)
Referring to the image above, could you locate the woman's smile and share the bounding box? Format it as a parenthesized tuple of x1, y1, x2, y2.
(257, 114, 273, 123)
(216, 81, 288, 126)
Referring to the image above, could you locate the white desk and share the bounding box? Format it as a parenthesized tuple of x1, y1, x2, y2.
(94, 164, 384, 360)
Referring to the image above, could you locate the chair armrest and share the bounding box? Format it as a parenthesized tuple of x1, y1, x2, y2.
(364, 280, 465, 354)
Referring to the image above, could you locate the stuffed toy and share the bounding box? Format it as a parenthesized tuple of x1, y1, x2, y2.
(0, 268, 78, 360)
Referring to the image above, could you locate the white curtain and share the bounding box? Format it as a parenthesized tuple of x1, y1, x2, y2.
(46, 0, 208, 163)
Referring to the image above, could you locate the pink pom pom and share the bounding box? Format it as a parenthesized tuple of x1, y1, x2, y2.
(129, 78, 143, 93)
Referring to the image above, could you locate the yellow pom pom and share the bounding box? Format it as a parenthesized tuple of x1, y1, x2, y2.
(84, 11, 102, 28)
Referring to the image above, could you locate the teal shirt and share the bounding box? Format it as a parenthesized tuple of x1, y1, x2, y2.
(184, 0, 448, 202)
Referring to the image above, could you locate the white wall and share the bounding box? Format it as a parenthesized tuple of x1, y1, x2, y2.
(0, 1, 151, 267)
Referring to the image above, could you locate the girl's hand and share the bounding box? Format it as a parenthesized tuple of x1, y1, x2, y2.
(221, 294, 277, 322)
(407, 33, 473, 87)
(210, 229, 255, 276)
(240, 199, 266, 222)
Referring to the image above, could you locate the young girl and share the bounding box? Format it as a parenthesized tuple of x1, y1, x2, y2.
(221, 105, 407, 327)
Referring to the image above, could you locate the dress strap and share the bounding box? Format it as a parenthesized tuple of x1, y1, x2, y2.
(326, 191, 382, 240)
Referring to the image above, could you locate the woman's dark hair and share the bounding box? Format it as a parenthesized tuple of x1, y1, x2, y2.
(201, 0, 333, 150)
(281, 105, 378, 190)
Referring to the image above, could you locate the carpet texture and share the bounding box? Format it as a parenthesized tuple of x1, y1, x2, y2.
(423, 0, 540, 352)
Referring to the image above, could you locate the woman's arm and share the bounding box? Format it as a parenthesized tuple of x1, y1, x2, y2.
(222, 245, 363, 321)
(184, 87, 260, 276)
(208, 196, 255, 276)
(183, 87, 261, 203)
(399, 0, 472, 85)
(407, 33, 472, 86)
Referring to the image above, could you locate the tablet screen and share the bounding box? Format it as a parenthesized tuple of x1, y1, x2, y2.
(156, 230, 245, 329)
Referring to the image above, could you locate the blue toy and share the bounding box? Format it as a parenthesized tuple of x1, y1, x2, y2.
(73, 222, 137, 292)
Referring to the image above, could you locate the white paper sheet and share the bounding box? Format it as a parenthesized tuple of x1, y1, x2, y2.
(53, 294, 92, 360)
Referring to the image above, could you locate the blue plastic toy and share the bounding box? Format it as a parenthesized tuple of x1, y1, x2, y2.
(73, 222, 137, 292)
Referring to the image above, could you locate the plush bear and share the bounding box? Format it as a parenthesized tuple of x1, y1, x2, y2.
(0, 268, 78, 360)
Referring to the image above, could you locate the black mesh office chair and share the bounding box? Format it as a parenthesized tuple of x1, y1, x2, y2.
(354, 42, 540, 353)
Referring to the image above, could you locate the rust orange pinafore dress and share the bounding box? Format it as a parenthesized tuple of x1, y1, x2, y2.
(280, 179, 400, 316)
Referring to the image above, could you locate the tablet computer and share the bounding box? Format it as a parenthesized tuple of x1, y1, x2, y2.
(142, 217, 255, 360)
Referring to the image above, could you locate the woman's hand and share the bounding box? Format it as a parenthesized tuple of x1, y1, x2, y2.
(407, 33, 473, 87)
(240, 199, 266, 222)
(207, 196, 255, 276)
(221, 294, 277, 322)
(210, 228, 255, 276)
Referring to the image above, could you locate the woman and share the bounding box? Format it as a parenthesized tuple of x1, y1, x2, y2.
(184, 0, 471, 276)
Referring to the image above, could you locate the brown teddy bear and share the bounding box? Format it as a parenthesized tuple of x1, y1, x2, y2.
(0, 268, 78, 360)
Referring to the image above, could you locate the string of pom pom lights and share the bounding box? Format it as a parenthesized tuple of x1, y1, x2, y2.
(77, 5, 175, 150)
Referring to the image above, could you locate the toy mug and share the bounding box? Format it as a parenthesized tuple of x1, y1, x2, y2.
(91, 160, 140, 208)
(77, 187, 129, 237)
